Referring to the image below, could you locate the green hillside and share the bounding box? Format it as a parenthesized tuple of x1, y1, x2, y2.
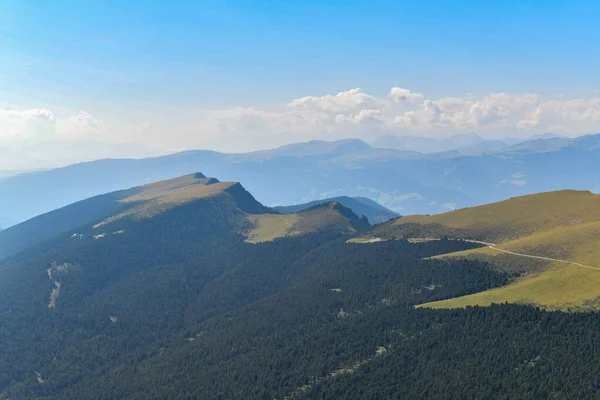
(0, 173, 370, 260)
(0, 173, 264, 260)
(374, 189, 600, 242)
(359, 190, 600, 310)
(3, 178, 600, 398)
(246, 202, 370, 243)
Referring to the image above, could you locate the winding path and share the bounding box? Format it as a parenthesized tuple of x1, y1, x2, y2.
(277, 214, 294, 228)
(413, 237, 600, 272)
(485, 245, 600, 272)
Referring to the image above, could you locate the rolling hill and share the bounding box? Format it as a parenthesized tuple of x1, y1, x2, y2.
(361, 190, 600, 310)
(246, 201, 370, 243)
(274, 196, 400, 224)
(375, 189, 600, 242)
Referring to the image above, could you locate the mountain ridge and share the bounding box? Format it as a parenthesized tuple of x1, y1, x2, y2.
(1, 134, 599, 226)
(0, 173, 368, 260)
(372, 133, 511, 154)
(0, 173, 266, 260)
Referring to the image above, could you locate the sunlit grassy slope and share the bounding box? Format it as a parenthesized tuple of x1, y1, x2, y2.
(245, 202, 369, 243)
(366, 190, 600, 310)
(119, 173, 235, 204)
(95, 174, 241, 227)
(245, 214, 299, 243)
(389, 190, 600, 241)
(421, 221, 600, 310)
(421, 262, 600, 310)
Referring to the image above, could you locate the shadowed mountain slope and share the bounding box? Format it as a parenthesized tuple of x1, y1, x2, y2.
(2, 175, 600, 398)
(0, 173, 266, 260)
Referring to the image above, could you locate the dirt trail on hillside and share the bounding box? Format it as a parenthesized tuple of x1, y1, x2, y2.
(486, 246, 600, 272)
(410, 237, 599, 272)
(278, 215, 294, 228)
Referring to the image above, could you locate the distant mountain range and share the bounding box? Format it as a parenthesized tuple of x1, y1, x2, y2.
(373, 133, 511, 154)
(371, 133, 566, 154)
(0, 133, 599, 226)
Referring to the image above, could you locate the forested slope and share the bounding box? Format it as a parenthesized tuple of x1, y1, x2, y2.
(2, 175, 600, 399)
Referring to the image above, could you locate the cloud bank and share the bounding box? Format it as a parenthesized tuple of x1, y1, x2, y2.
(2, 87, 600, 162)
(213, 89, 600, 136)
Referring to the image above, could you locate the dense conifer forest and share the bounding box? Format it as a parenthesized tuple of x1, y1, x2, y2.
(0, 191, 599, 399)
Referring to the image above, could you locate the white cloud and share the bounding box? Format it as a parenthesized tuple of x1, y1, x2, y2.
(172, 89, 600, 152)
(387, 87, 424, 104)
(4, 87, 600, 160)
(501, 179, 527, 186)
(57, 111, 104, 139)
(287, 88, 382, 113)
(0, 108, 56, 142)
(393, 192, 424, 202)
(392, 93, 543, 132)
(442, 202, 457, 210)
(334, 109, 385, 126)
(0, 109, 107, 144)
(517, 98, 600, 132)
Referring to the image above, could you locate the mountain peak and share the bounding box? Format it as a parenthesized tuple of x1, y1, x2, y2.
(0, 173, 267, 259)
(120, 173, 232, 205)
(95, 174, 265, 227)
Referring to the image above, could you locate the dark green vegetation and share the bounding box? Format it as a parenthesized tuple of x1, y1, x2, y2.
(274, 196, 400, 224)
(1, 175, 600, 399)
(0, 190, 131, 260)
(308, 305, 600, 400)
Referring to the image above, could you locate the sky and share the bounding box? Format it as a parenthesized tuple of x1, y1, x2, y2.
(1, 0, 600, 169)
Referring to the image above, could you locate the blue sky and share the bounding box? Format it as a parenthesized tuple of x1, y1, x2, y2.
(1, 0, 600, 168)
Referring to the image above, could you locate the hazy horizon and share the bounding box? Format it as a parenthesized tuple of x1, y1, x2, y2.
(2, 1, 600, 169)
(0, 131, 587, 172)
